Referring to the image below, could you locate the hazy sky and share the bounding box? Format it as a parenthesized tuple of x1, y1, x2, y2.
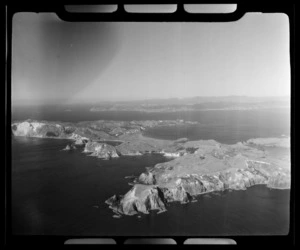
(12, 12, 290, 105)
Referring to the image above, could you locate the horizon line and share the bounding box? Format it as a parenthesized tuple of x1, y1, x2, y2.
(11, 95, 290, 106)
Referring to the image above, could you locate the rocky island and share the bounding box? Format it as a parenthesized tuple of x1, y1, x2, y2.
(11, 119, 291, 217)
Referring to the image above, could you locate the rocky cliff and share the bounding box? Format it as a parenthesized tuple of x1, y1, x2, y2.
(11, 120, 290, 217)
(11, 120, 90, 142)
(84, 141, 119, 159)
(105, 184, 166, 216)
(12, 121, 67, 138)
(106, 138, 291, 216)
(107, 162, 290, 216)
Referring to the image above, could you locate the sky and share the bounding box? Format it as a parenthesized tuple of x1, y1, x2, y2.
(12, 12, 290, 105)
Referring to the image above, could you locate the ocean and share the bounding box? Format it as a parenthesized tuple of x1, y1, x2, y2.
(11, 107, 290, 236)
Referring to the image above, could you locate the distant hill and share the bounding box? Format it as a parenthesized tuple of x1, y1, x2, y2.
(90, 96, 290, 106)
(89, 96, 290, 112)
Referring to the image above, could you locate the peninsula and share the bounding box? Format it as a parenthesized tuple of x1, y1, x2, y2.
(11, 119, 291, 217)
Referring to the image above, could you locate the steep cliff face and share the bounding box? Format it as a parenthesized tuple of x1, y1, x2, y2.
(160, 185, 190, 203)
(12, 120, 290, 217)
(136, 164, 270, 204)
(138, 172, 156, 185)
(12, 121, 93, 150)
(84, 141, 119, 159)
(69, 133, 90, 145)
(105, 184, 166, 215)
(12, 121, 66, 138)
(106, 161, 290, 216)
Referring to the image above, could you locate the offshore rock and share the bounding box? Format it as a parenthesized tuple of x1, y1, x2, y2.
(62, 144, 76, 151)
(115, 140, 154, 156)
(62, 145, 71, 151)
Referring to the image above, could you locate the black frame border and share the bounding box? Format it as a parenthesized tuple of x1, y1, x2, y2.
(4, 2, 296, 247)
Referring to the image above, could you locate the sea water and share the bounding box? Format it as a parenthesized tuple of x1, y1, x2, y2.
(11, 108, 290, 235)
(12, 106, 290, 144)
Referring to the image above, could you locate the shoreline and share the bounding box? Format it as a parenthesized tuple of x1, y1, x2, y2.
(11, 119, 291, 217)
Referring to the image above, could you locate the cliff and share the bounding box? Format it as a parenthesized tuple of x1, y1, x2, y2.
(83, 141, 119, 159)
(107, 163, 290, 216)
(11, 119, 290, 217)
(105, 184, 166, 215)
(12, 121, 67, 138)
(106, 138, 290, 216)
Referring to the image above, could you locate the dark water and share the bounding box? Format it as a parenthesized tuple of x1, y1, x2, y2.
(143, 109, 290, 144)
(12, 136, 290, 236)
(12, 106, 290, 144)
(11, 107, 290, 235)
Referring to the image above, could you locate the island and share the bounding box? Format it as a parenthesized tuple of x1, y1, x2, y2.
(11, 119, 291, 217)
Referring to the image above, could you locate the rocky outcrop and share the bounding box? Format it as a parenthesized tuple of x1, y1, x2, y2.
(137, 172, 156, 185)
(160, 151, 184, 158)
(104, 133, 290, 215)
(12, 121, 67, 138)
(12, 120, 290, 217)
(69, 133, 90, 145)
(106, 136, 290, 216)
(106, 161, 290, 216)
(105, 184, 166, 215)
(160, 185, 190, 203)
(83, 141, 119, 159)
(63, 145, 72, 151)
(62, 144, 76, 151)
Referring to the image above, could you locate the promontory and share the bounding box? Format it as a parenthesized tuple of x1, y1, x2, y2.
(12, 119, 290, 216)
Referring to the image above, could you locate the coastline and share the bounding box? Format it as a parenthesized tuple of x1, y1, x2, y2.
(11, 119, 291, 217)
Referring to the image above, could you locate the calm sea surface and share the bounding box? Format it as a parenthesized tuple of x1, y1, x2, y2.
(12, 106, 290, 144)
(11, 107, 290, 235)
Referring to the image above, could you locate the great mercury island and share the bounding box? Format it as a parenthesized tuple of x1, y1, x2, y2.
(12, 119, 291, 217)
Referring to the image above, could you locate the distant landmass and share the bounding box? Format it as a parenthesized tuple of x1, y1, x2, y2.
(89, 96, 290, 113)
